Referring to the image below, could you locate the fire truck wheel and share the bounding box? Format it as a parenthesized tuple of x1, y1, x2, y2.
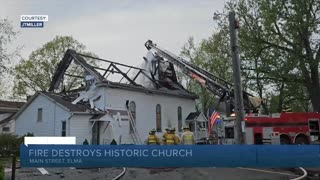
(294, 136, 309, 144)
(280, 136, 291, 144)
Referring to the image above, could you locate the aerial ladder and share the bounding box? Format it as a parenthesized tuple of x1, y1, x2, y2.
(145, 40, 261, 116)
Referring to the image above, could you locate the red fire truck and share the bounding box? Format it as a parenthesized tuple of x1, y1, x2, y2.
(222, 112, 320, 145)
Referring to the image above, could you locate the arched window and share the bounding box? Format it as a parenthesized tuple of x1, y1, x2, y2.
(129, 101, 136, 132)
(178, 106, 182, 132)
(156, 104, 162, 132)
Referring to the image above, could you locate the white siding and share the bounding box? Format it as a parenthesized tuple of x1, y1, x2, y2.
(69, 114, 92, 144)
(0, 120, 15, 134)
(53, 104, 71, 137)
(99, 119, 132, 145)
(0, 113, 13, 134)
(14, 86, 197, 145)
(15, 94, 70, 136)
(100, 87, 196, 139)
(0, 113, 12, 121)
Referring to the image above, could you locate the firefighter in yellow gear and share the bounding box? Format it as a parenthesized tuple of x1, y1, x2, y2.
(145, 129, 160, 145)
(165, 127, 180, 145)
(181, 125, 195, 145)
(172, 128, 181, 144)
(162, 128, 170, 144)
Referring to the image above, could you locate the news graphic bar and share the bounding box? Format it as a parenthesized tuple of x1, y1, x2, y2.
(24, 137, 76, 146)
(20, 15, 48, 21)
(20, 145, 320, 168)
(20, 21, 44, 28)
(20, 15, 48, 28)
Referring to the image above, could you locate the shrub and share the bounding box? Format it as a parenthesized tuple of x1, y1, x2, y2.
(0, 163, 4, 180)
(0, 134, 21, 157)
(0, 134, 21, 149)
(0, 132, 33, 157)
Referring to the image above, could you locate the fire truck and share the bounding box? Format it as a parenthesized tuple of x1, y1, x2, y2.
(221, 112, 320, 145)
(144, 40, 320, 145)
(246, 113, 320, 144)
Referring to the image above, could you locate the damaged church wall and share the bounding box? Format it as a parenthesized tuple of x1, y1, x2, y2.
(69, 114, 93, 144)
(100, 87, 196, 139)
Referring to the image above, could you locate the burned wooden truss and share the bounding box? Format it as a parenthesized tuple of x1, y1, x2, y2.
(49, 49, 189, 94)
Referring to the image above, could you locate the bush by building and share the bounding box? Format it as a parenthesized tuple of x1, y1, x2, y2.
(0, 163, 3, 180)
(0, 132, 33, 157)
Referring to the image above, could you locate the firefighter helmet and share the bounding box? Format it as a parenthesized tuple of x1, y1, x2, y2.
(182, 125, 189, 130)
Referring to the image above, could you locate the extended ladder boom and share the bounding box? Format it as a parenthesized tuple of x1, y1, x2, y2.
(145, 40, 259, 115)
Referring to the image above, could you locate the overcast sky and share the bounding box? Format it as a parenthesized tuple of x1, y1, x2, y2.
(1, 0, 227, 67)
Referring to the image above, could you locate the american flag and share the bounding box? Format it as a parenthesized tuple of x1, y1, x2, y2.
(208, 108, 219, 133)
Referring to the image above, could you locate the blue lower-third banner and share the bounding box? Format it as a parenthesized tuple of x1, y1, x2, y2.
(20, 145, 320, 167)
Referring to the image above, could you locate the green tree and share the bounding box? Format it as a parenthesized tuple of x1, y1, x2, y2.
(0, 18, 19, 99)
(232, 0, 320, 112)
(180, 32, 233, 114)
(181, 0, 320, 113)
(0, 18, 18, 73)
(13, 36, 97, 99)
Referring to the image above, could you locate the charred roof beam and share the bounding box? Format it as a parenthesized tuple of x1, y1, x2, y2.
(140, 70, 163, 89)
(102, 64, 112, 77)
(119, 68, 133, 83)
(49, 49, 104, 92)
(109, 63, 139, 86)
(77, 53, 144, 71)
(49, 50, 74, 91)
(71, 52, 105, 81)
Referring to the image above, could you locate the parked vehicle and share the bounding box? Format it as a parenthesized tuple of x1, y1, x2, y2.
(220, 113, 320, 144)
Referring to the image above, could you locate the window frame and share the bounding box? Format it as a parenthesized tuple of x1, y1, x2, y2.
(37, 108, 43, 122)
(2, 127, 10, 132)
(129, 101, 136, 132)
(156, 104, 162, 132)
(178, 106, 182, 132)
(61, 121, 66, 137)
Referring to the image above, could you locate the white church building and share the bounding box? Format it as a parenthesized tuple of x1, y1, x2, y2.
(14, 49, 206, 144)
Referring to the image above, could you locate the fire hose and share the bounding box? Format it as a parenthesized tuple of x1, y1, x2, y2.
(290, 167, 307, 180)
(112, 167, 127, 180)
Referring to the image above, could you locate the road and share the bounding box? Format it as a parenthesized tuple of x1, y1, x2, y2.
(122, 168, 301, 180)
(5, 167, 302, 180)
(5, 167, 123, 180)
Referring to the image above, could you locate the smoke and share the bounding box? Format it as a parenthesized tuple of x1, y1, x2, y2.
(127, 50, 158, 88)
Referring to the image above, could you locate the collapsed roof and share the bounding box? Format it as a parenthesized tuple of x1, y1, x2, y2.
(48, 49, 197, 99)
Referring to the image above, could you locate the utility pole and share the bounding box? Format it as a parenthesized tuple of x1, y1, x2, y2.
(228, 11, 246, 144)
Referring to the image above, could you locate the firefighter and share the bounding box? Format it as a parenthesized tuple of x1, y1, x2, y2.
(165, 128, 176, 145)
(181, 125, 195, 145)
(162, 128, 170, 145)
(145, 129, 160, 145)
(83, 139, 89, 145)
(171, 127, 180, 145)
